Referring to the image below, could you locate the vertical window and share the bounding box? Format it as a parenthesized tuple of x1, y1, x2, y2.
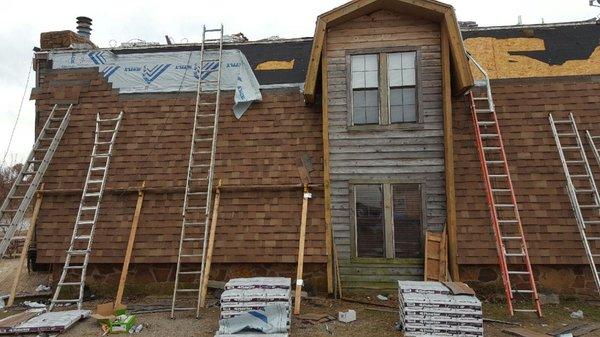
(388, 52, 417, 123)
(354, 184, 385, 258)
(392, 184, 422, 258)
(351, 54, 379, 125)
(353, 183, 423, 259)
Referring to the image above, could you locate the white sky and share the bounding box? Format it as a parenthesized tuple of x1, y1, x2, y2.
(0, 0, 597, 164)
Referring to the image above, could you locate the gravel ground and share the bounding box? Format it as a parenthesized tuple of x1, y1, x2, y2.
(2, 258, 600, 336)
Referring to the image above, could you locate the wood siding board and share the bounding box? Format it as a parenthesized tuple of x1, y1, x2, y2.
(327, 9, 445, 287)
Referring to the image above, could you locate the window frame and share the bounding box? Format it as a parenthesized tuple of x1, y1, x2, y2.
(346, 47, 422, 129)
(349, 180, 426, 261)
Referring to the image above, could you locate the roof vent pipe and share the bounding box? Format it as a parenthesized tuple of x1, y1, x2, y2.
(76, 16, 92, 38)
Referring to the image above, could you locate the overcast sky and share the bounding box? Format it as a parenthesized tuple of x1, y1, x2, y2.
(0, 0, 597, 164)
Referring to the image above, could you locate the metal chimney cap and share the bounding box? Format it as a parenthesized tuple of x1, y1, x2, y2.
(76, 16, 92, 38)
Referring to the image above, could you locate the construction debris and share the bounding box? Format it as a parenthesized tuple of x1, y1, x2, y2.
(91, 302, 137, 334)
(338, 309, 356, 323)
(297, 313, 335, 324)
(549, 323, 600, 336)
(398, 281, 483, 336)
(502, 327, 549, 337)
(0, 309, 89, 335)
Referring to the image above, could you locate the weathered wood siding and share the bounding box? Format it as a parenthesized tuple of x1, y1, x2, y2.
(326, 9, 444, 288)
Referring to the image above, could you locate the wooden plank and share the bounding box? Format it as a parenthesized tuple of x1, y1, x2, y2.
(293, 185, 310, 315)
(439, 226, 448, 280)
(199, 180, 222, 308)
(503, 327, 548, 337)
(441, 23, 460, 281)
(115, 181, 146, 306)
(322, 34, 334, 295)
(7, 186, 44, 307)
(304, 18, 326, 103)
(383, 184, 394, 259)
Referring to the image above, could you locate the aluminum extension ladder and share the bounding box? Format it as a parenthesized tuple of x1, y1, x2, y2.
(49, 111, 123, 311)
(171, 24, 224, 318)
(468, 55, 542, 316)
(0, 104, 72, 257)
(549, 113, 600, 293)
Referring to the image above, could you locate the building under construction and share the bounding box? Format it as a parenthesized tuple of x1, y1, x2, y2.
(1, 0, 600, 318)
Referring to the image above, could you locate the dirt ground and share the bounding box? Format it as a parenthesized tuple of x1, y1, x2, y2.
(2, 258, 600, 336)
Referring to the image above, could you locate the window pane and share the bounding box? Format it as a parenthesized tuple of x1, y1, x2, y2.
(390, 87, 416, 123)
(353, 89, 379, 125)
(365, 70, 378, 88)
(353, 90, 366, 108)
(364, 54, 378, 71)
(402, 68, 415, 86)
(365, 89, 379, 107)
(388, 53, 402, 70)
(355, 185, 385, 258)
(401, 51, 416, 70)
(388, 69, 403, 87)
(351, 55, 365, 72)
(353, 106, 367, 124)
(392, 184, 422, 258)
(351, 54, 378, 89)
(365, 107, 379, 124)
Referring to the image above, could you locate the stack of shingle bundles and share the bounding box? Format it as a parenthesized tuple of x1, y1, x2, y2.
(398, 281, 483, 337)
(216, 277, 292, 337)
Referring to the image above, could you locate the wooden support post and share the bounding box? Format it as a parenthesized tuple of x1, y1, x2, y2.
(322, 34, 334, 295)
(115, 181, 146, 306)
(7, 185, 44, 307)
(199, 180, 222, 308)
(441, 22, 460, 281)
(293, 185, 310, 315)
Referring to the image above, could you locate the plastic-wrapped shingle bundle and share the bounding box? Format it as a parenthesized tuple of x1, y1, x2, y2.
(398, 281, 483, 337)
(215, 277, 292, 337)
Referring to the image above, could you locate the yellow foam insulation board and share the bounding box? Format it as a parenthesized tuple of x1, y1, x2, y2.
(465, 37, 600, 79)
(255, 60, 295, 71)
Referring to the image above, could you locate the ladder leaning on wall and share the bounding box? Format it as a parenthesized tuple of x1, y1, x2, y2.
(467, 55, 542, 317)
(171, 24, 224, 319)
(549, 113, 600, 294)
(49, 111, 123, 311)
(0, 104, 72, 258)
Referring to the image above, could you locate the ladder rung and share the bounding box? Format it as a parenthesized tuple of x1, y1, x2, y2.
(74, 235, 91, 240)
(513, 309, 537, 313)
(189, 178, 208, 182)
(194, 151, 211, 155)
(197, 114, 215, 117)
(580, 204, 600, 209)
(59, 282, 82, 286)
(478, 121, 495, 126)
(34, 148, 49, 151)
(194, 138, 212, 142)
(571, 174, 589, 178)
(52, 299, 80, 303)
(508, 271, 529, 275)
(184, 221, 204, 226)
(81, 206, 97, 211)
(92, 153, 110, 158)
(480, 134, 498, 138)
(178, 270, 202, 275)
(475, 109, 492, 113)
(585, 220, 600, 225)
(501, 236, 522, 240)
(191, 164, 209, 168)
(198, 102, 215, 106)
(492, 189, 510, 193)
(22, 171, 37, 176)
(473, 97, 488, 101)
(8, 195, 25, 199)
(28, 159, 42, 164)
(558, 132, 576, 136)
(64, 265, 84, 270)
(180, 254, 203, 258)
(576, 189, 594, 193)
(67, 250, 89, 255)
(96, 129, 117, 133)
(486, 160, 503, 164)
(183, 237, 204, 242)
(90, 166, 107, 171)
(195, 126, 213, 130)
(187, 192, 207, 196)
(512, 289, 533, 293)
(49, 117, 64, 122)
(553, 119, 571, 124)
(205, 28, 223, 32)
(186, 206, 206, 210)
(483, 147, 500, 151)
(587, 237, 600, 240)
(566, 160, 584, 164)
(505, 252, 525, 257)
(498, 220, 518, 223)
(562, 146, 580, 150)
(176, 288, 200, 292)
(97, 116, 121, 122)
(172, 307, 196, 311)
(495, 204, 515, 208)
(489, 174, 507, 178)
(95, 141, 112, 145)
(84, 192, 101, 197)
(88, 180, 103, 184)
(3, 209, 18, 213)
(77, 220, 95, 225)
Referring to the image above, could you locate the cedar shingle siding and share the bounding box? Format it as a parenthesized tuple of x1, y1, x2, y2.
(454, 75, 600, 265)
(33, 65, 326, 265)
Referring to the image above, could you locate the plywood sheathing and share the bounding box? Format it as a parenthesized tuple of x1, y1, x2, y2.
(465, 37, 600, 79)
(255, 60, 295, 71)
